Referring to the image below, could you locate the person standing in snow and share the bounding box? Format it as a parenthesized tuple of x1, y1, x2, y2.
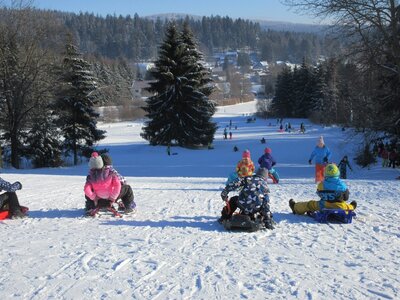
(0, 176, 27, 219)
(219, 168, 275, 230)
(337, 155, 353, 179)
(84, 152, 121, 214)
(289, 163, 356, 215)
(258, 147, 279, 183)
(309, 136, 331, 183)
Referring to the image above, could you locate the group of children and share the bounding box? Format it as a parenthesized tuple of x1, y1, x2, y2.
(220, 135, 357, 230)
(1, 135, 357, 224)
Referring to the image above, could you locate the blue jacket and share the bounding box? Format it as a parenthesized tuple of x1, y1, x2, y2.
(221, 175, 271, 215)
(317, 177, 349, 203)
(309, 146, 331, 164)
(258, 153, 276, 170)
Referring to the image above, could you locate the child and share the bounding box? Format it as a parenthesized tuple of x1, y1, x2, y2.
(338, 155, 353, 179)
(220, 168, 275, 230)
(84, 152, 122, 213)
(101, 154, 136, 213)
(258, 147, 279, 183)
(0, 176, 27, 219)
(309, 136, 331, 183)
(236, 150, 255, 178)
(289, 164, 356, 215)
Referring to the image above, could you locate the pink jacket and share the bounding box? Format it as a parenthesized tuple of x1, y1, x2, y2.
(84, 166, 121, 203)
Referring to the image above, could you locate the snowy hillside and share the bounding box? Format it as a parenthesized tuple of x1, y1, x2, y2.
(1, 100, 399, 300)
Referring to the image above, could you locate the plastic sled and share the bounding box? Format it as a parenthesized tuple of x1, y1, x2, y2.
(0, 210, 9, 220)
(86, 199, 122, 218)
(310, 208, 356, 224)
(268, 168, 279, 184)
(222, 213, 264, 232)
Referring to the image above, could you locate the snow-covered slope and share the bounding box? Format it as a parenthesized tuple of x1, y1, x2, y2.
(1, 100, 399, 299)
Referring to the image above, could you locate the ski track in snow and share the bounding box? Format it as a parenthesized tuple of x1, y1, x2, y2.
(1, 101, 399, 299)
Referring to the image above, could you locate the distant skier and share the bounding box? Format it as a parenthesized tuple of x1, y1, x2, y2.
(300, 123, 305, 133)
(220, 168, 275, 230)
(289, 163, 357, 215)
(309, 136, 331, 183)
(337, 155, 353, 179)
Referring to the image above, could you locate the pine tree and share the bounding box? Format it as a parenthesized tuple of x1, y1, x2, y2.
(55, 39, 105, 165)
(141, 22, 216, 147)
(25, 113, 63, 168)
(271, 67, 294, 117)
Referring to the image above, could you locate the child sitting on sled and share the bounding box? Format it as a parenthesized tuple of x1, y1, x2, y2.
(0, 176, 28, 219)
(258, 147, 279, 183)
(100, 154, 136, 213)
(84, 152, 122, 215)
(220, 168, 275, 230)
(289, 163, 357, 215)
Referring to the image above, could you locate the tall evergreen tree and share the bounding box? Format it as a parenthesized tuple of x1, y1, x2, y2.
(141, 22, 216, 147)
(55, 39, 105, 165)
(271, 67, 294, 117)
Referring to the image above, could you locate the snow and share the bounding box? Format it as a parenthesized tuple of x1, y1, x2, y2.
(1, 100, 399, 299)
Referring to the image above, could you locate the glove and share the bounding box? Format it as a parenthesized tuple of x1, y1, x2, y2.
(323, 157, 328, 163)
(308, 160, 312, 165)
(221, 190, 228, 201)
(12, 181, 22, 190)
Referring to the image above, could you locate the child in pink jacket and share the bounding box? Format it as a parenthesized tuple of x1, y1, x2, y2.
(84, 152, 121, 208)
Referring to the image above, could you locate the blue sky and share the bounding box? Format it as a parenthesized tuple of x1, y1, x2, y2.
(29, 0, 315, 24)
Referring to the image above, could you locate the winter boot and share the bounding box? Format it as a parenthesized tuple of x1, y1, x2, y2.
(263, 212, 275, 230)
(350, 201, 357, 210)
(10, 209, 27, 219)
(289, 199, 296, 214)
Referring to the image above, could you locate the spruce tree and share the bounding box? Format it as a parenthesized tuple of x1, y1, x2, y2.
(56, 40, 105, 165)
(25, 113, 63, 168)
(141, 22, 216, 147)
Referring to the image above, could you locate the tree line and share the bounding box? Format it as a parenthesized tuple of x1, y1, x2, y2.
(269, 1, 400, 158)
(29, 9, 339, 63)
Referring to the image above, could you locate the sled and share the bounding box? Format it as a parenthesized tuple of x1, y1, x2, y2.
(0, 210, 9, 220)
(86, 206, 123, 218)
(0, 206, 29, 220)
(85, 199, 122, 218)
(268, 168, 279, 184)
(221, 213, 264, 232)
(310, 208, 356, 224)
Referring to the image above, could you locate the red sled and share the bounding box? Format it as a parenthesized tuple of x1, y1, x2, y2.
(0, 206, 29, 220)
(0, 210, 9, 220)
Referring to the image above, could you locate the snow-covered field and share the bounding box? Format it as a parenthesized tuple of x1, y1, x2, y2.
(1, 101, 399, 300)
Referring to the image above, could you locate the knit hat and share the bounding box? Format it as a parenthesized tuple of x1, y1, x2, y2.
(89, 152, 104, 169)
(317, 136, 325, 147)
(324, 163, 340, 178)
(101, 153, 112, 166)
(256, 168, 269, 179)
(242, 150, 251, 159)
(264, 147, 272, 154)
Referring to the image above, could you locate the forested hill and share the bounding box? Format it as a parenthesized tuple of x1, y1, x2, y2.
(17, 8, 339, 63)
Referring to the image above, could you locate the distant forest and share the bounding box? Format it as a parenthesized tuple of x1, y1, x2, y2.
(32, 9, 340, 63)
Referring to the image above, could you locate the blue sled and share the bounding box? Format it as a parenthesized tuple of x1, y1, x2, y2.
(310, 208, 356, 224)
